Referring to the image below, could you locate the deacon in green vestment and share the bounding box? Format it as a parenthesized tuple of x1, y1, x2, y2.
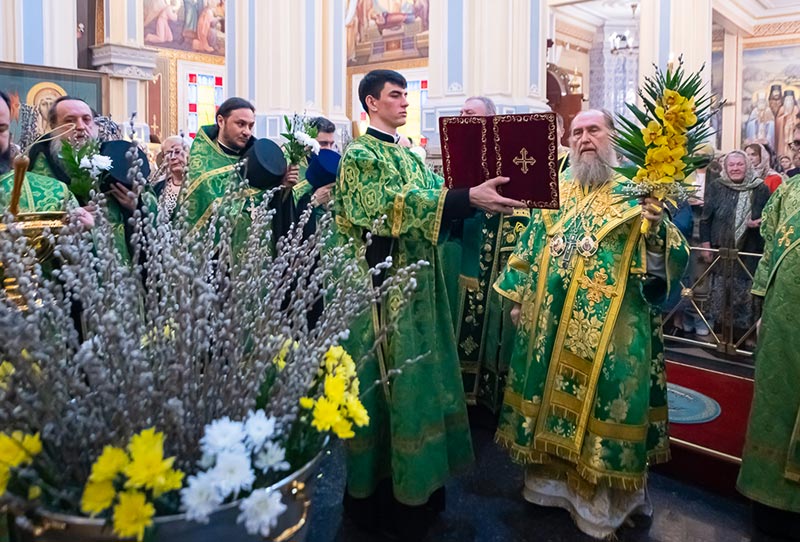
(737, 173, 800, 539)
(334, 69, 526, 540)
(494, 110, 689, 539)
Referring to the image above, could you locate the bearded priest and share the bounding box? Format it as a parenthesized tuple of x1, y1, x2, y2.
(493, 109, 690, 539)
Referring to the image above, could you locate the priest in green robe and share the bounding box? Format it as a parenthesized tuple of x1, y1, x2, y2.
(444, 96, 532, 414)
(179, 97, 291, 254)
(737, 173, 800, 540)
(494, 110, 690, 539)
(26, 96, 141, 261)
(334, 69, 526, 540)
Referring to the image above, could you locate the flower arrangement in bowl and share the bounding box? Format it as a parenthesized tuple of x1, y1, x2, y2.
(0, 157, 420, 541)
(612, 56, 716, 233)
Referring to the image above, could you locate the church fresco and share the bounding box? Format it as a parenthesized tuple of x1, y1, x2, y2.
(143, 0, 226, 57)
(345, 0, 429, 67)
(741, 44, 800, 158)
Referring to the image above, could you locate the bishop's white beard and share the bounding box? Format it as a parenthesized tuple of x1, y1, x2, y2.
(570, 145, 617, 188)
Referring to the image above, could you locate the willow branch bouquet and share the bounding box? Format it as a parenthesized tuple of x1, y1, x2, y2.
(0, 155, 420, 540)
(612, 56, 717, 233)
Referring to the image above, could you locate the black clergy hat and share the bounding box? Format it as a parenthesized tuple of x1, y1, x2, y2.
(306, 149, 341, 189)
(98, 140, 151, 191)
(243, 138, 287, 189)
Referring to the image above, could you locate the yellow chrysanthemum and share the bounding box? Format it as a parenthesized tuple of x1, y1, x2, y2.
(124, 428, 179, 492)
(323, 346, 345, 373)
(344, 395, 370, 427)
(0, 465, 9, 495)
(81, 480, 116, 516)
(299, 396, 315, 409)
(128, 428, 164, 461)
(0, 432, 41, 468)
(331, 417, 355, 439)
(89, 446, 130, 483)
(151, 467, 184, 497)
(28, 485, 41, 500)
(112, 491, 155, 542)
(324, 374, 347, 405)
(311, 397, 342, 432)
(0, 361, 14, 390)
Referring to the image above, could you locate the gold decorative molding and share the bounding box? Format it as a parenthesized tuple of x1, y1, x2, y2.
(154, 47, 225, 66)
(95, 0, 104, 45)
(744, 37, 800, 49)
(555, 38, 589, 55)
(752, 21, 800, 37)
(169, 57, 178, 135)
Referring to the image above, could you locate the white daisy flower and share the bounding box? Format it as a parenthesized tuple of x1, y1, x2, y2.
(237, 489, 287, 537)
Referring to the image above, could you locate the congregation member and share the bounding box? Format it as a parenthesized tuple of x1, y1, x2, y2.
(745, 142, 782, 192)
(737, 173, 800, 540)
(292, 116, 338, 214)
(700, 150, 770, 343)
(152, 135, 189, 219)
(0, 91, 10, 176)
(335, 69, 525, 540)
(494, 109, 689, 539)
(448, 95, 531, 414)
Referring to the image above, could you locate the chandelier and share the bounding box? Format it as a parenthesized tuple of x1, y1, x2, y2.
(609, 31, 637, 56)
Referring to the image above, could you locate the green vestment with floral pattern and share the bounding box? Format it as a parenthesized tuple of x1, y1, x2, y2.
(494, 174, 689, 496)
(737, 175, 800, 513)
(333, 134, 474, 506)
(454, 211, 529, 412)
(0, 171, 78, 212)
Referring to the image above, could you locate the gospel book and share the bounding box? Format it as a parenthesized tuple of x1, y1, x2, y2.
(439, 113, 560, 209)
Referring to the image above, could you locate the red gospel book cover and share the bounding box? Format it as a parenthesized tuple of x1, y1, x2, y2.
(439, 113, 560, 209)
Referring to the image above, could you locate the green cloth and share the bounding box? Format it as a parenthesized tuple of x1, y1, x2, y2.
(333, 133, 474, 506)
(0, 170, 78, 212)
(737, 175, 800, 513)
(453, 211, 530, 412)
(494, 175, 689, 495)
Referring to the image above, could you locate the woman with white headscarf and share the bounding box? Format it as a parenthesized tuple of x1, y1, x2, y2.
(700, 150, 771, 342)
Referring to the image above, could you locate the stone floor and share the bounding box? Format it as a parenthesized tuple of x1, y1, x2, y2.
(305, 412, 784, 542)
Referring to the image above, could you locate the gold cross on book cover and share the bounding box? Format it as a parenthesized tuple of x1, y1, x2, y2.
(439, 113, 560, 209)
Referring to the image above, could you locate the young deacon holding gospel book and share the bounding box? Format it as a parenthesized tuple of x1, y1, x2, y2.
(333, 69, 525, 540)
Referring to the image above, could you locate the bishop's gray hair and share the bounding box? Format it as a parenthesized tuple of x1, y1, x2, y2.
(465, 96, 497, 116)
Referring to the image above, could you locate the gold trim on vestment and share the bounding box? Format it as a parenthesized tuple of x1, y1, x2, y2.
(648, 405, 668, 423)
(508, 253, 530, 273)
(503, 389, 541, 418)
(587, 418, 648, 442)
(431, 187, 448, 245)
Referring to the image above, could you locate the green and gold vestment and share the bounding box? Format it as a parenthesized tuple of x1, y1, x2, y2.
(738, 175, 800, 513)
(0, 171, 77, 212)
(494, 175, 689, 495)
(333, 133, 473, 506)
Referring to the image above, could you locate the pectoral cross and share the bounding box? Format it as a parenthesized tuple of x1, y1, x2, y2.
(560, 233, 578, 269)
(513, 147, 536, 174)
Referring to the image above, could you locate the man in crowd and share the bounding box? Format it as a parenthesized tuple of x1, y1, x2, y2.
(0, 91, 11, 175)
(335, 69, 525, 540)
(494, 109, 689, 539)
(26, 96, 138, 258)
(292, 116, 338, 213)
(445, 95, 531, 415)
(787, 123, 800, 178)
(738, 174, 800, 540)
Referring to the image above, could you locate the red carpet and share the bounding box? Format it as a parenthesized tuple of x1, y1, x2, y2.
(655, 361, 754, 496)
(665, 360, 753, 459)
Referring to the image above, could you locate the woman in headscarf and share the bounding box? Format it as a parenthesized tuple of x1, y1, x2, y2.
(746, 142, 783, 193)
(700, 150, 771, 343)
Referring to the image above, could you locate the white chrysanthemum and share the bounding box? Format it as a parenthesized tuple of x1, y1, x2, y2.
(253, 441, 290, 474)
(309, 139, 321, 155)
(294, 131, 313, 146)
(79, 156, 93, 170)
(209, 450, 256, 497)
(91, 155, 113, 170)
(244, 410, 277, 451)
(237, 489, 287, 537)
(200, 416, 247, 456)
(181, 472, 225, 523)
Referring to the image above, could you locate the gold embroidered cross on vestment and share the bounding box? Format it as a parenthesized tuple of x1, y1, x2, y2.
(778, 225, 795, 247)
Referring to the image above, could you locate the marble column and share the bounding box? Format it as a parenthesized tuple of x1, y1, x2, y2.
(226, 0, 348, 141)
(422, 0, 551, 153)
(91, 0, 156, 139)
(0, 0, 77, 67)
(720, 29, 743, 151)
(638, 0, 712, 88)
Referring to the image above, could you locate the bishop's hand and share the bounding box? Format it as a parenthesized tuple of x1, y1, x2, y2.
(469, 176, 527, 214)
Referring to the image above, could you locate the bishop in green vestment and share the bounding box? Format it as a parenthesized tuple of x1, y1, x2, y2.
(27, 96, 143, 261)
(494, 110, 689, 539)
(334, 70, 525, 539)
(737, 174, 800, 539)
